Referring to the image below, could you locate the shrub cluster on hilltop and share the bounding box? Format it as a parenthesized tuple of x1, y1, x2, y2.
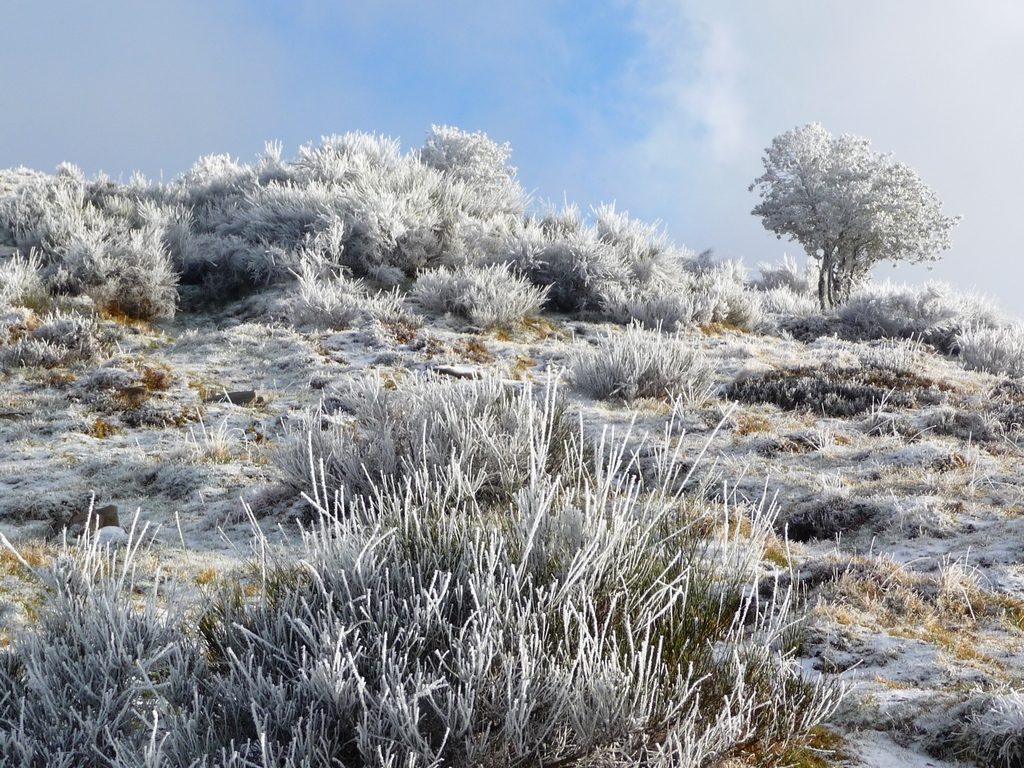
(0, 127, 763, 332)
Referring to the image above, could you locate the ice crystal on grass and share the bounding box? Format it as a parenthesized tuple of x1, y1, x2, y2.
(838, 281, 1005, 351)
(0, 383, 844, 766)
(957, 324, 1024, 378)
(569, 324, 713, 404)
(411, 262, 548, 329)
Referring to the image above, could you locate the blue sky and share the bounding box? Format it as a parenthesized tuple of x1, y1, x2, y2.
(3, 1, 1023, 317)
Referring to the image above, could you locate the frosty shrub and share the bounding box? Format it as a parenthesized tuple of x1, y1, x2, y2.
(759, 286, 821, 318)
(293, 254, 414, 330)
(419, 124, 525, 217)
(490, 209, 628, 313)
(411, 262, 548, 328)
(598, 284, 704, 332)
(0, 309, 99, 367)
(600, 261, 765, 334)
(0, 164, 93, 254)
(277, 376, 577, 505)
(689, 261, 766, 331)
(1, 387, 844, 766)
(89, 226, 178, 321)
(570, 323, 713, 403)
(726, 364, 946, 418)
(0, 168, 179, 320)
(175, 232, 296, 302)
(0, 525, 202, 767)
(838, 282, 1005, 351)
(187, 440, 841, 766)
(965, 692, 1024, 768)
(0, 251, 48, 311)
(754, 254, 818, 295)
(956, 325, 1024, 378)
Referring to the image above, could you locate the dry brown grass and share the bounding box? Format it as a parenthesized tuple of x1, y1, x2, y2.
(86, 417, 120, 438)
(453, 337, 494, 364)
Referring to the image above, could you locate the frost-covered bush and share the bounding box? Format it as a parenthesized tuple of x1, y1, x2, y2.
(759, 286, 820, 318)
(419, 124, 525, 217)
(277, 376, 577, 505)
(190, 443, 841, 766)
(689, 261, 766, 331)
(956, 325, 1024, 378)
(0, 309, 99, 367)
(0, 528, 201, 767)
(965, 692, 1024, 768)
(754, 253, 818, 295)
(0, 169, 179, 320)
(89, 226, 178, 320)
(411, 262, 547, 328)
(292, 255, 414, 330)
(1, 385, 843, 766)
(838, 282, 1005, 351)
(726, 365, 946, 417)
(570, 324, 712, 403)
(489, 210, 628, 313)
(0, 164, 95, 253)
(600, 260, 765, 333)
(0, 251, 48, 310)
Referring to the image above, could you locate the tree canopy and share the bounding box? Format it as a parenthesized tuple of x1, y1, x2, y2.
(750, 123, 959, 309)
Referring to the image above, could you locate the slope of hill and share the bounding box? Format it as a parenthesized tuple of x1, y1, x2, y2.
(2, 129, 1024, 766)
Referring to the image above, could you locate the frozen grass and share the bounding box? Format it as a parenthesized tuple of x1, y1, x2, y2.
(967, 692, 1024, 767)
(956, 324, 1024, 378)
(569, 324, 713, 404)
(0, 384, 843, 767)
(411, 262, 548, 329)
(293, 254, 414, 330)
(0, 308, 99, 367)
(277, 375, 577, 506)
(0, 251, 48, 311)
(838, 281, 1006, 351)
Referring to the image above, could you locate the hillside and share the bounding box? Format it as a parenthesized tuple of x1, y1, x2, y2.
(2, 128, 1024, 767)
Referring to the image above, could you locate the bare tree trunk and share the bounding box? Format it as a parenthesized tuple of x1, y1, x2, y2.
(817, 250, 836, 310)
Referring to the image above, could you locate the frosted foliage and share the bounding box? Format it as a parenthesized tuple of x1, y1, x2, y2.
(570, 324, 713, 403)
(277, 376, 577, 505)
(957, 325, 1024, 378)
(968, 693, 1024, 767)
(0, 382, 842, 766)
(751, 123, 959, 309)
(293, 254, 413, 329)
(0, 128, 772, 330)
(839, 281, 1006, 350)
(420, 125, 524, 215)
(0, 252, 47, 309)
(411, 262, 547, 328)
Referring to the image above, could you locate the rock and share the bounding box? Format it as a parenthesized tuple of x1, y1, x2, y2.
(432, 364, 482, 380)
(204, 389, 259, 406)
(96, 526, 130, 547)
(67, 504, 120, 532)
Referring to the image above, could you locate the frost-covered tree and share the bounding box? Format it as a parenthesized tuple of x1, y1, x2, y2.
(750, 123, 959, 310)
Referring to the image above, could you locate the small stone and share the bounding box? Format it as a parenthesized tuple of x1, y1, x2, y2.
(432, 364, 482, 380)
(96, 526, 130, 547)
(204, 389, 258, 406)
(67, 504, 120, 532)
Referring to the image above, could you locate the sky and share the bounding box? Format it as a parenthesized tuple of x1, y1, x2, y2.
(2, 0, 1022, 317)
